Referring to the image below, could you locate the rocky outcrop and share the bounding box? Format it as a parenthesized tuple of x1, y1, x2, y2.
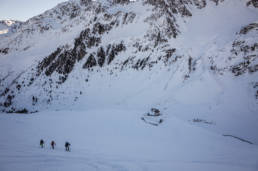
(83, 54, 97, 69)
(239, 23, 258, 35)
(0, 48, 9, 54)
(247, 0, 258, 8)
(230, 23, 258, 76)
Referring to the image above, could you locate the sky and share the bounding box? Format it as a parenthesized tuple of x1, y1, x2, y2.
(0, 0, 67, 21)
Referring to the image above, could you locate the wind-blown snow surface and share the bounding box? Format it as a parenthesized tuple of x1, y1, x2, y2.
(1, 0, 258, 170)
(0, 109, 258, 171)
(176, 0, 258, 56)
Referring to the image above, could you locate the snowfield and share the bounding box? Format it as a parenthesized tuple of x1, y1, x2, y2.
(1, 0, 258, 170)
(0, 109, 258, 171)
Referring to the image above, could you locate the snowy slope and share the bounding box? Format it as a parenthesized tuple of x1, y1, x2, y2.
(0, 109, 258, 171)
(0, 0, 258, 170)
(0, 0, 257, 109)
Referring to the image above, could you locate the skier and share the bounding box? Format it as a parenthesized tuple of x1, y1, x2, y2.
(65, 142, 71, 152)
(51, 140, 56, 149)
(40, 139, 44, 148)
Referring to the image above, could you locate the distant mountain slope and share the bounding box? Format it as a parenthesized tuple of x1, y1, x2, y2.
(0, 19, 23, 36)
(0, 0, 258, 142)
(0, 20, 14, 33)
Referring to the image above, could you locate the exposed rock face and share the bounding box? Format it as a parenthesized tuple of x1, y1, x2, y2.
(113, 0, 131, 4)
(83, 54, 97, 69)
(230, 23, 258, 76)
(35, 12, 127, 83)
(0, 48, 9, 54)
(37, 25, 103, 83)
(239, 23, 258, 35)
(247, 0, 258, 8)
(210, 0, 225, 5)
(97, 47, 106, 67)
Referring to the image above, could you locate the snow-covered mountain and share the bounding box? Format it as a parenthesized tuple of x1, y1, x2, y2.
(1, 1, 258, 170)
(0, 19, 23, 36)
(0, 20, 15, 34)
(0, 0, 258, 139)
